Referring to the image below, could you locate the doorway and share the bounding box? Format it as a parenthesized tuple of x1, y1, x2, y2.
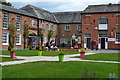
(84, 38, 91, 48)
(86, 38, 91, 48)
(101, 38, 105, 49)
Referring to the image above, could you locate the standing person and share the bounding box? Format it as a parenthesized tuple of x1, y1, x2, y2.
(94, 40, 98, 51)
(90, 40, 94, 50)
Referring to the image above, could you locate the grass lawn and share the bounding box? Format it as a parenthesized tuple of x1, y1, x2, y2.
(2, 61, 119, 78)
(2, 50, 79, 56)
(1, 57, 24, 62)
(72, 53, 120, 62)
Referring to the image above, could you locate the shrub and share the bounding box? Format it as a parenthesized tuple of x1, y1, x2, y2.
(36, 46, 42, 51)
(28, 46, 32, 50)
(10, 48, 15, 53)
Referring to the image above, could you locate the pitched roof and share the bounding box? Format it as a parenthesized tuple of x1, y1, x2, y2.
(53, 11, 81, 23)
(20, 5, 57, 23)
(0, 4, 37, 18)
(83, 4, 120, 13)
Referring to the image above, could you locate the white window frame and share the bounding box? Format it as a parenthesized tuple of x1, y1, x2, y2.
(16, 15, 21, 31)
(32, 20, 35, 27)
(60, 38, 68, 44)
(78, 37, 81, 44)
(65, 25, 70, 31)
(2, 32, 9, 45)
(3, 12, 9, 29)
(77, 24, 81, 31)
(16, 33, 21, 45)
(98, 18, 108, 30)
(43, 36, 47, 44)
(115, 32, 120, 44)
(48, 24, 51, 30)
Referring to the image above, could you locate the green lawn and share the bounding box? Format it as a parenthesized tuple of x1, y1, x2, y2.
(72, 53, 120, 62)
(2, 61, 119, 78)
(2, 50, 79, 56)
(1, 57, 24, 62)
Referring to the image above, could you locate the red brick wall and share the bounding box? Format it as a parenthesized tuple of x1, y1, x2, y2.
(0, 10, 2, 50)
(57, 24, 82, 47)
(1, 11, 38, 50)
(82, 13, 120, 49)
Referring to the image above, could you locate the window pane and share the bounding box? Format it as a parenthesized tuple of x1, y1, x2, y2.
(3, 12, 8, 29)
(2, 33, 8, 43)
(99, 18, 108, 24)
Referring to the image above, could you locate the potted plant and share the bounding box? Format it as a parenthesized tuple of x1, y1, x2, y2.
(58, 50, 64, 62)
(79, 48, 85, 59)
(36, 46, 43, 56)
(10, 48, 16, 58)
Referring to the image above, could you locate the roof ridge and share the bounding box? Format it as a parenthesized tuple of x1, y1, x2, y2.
(53, 11, 81, 13)
(28, 5, 41, 18)
(52, 13, 59, 23)
(88, 3, 120, 7)
(28, 4, 51, 13)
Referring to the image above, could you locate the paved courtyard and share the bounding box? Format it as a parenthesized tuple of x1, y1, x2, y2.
(1, 50, 120, 66)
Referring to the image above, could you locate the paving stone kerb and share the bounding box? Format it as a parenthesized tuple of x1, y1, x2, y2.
(1, 52, 120, 66)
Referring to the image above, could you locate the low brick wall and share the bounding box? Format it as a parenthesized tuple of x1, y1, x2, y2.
(60, 49, 79, 52)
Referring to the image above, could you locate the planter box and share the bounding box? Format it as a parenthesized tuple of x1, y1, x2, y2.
(10, 53, 16, 58)
(38, 51, 42, 56)
(80, 53, 85, 59)
(58, 55, 64, 62)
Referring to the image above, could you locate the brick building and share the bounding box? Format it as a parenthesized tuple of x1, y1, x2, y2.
(20, 5, 58, 46)
(81, 4, 120, 49)
(53, 12, 82, 47)
(0, 3, 120, 50)
(0, 4, 38, 50)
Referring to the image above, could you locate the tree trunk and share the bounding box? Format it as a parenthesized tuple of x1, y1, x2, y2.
(24, 37, 26, 49)
(38, 36, 40, 46)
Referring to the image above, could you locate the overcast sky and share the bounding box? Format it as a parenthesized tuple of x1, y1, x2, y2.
(7, 0, 119, 12)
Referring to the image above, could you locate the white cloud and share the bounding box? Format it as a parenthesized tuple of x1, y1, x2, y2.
(7, 0, 119, 3)
(8, 0, 119, 12)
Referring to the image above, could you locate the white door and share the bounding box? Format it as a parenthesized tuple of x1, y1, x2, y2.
(84, 38, 87, 48)
(105, 38, 108, 49)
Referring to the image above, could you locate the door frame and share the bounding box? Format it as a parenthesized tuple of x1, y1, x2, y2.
(98, 37, 108, 49)
(84, 37, 91, 48)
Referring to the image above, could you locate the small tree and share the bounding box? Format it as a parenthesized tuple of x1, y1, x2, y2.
(8, 22, 17, 51)
(23, 24, 30, 49)
(48, 29, 54, 42)
(38, 28, 43, 46)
